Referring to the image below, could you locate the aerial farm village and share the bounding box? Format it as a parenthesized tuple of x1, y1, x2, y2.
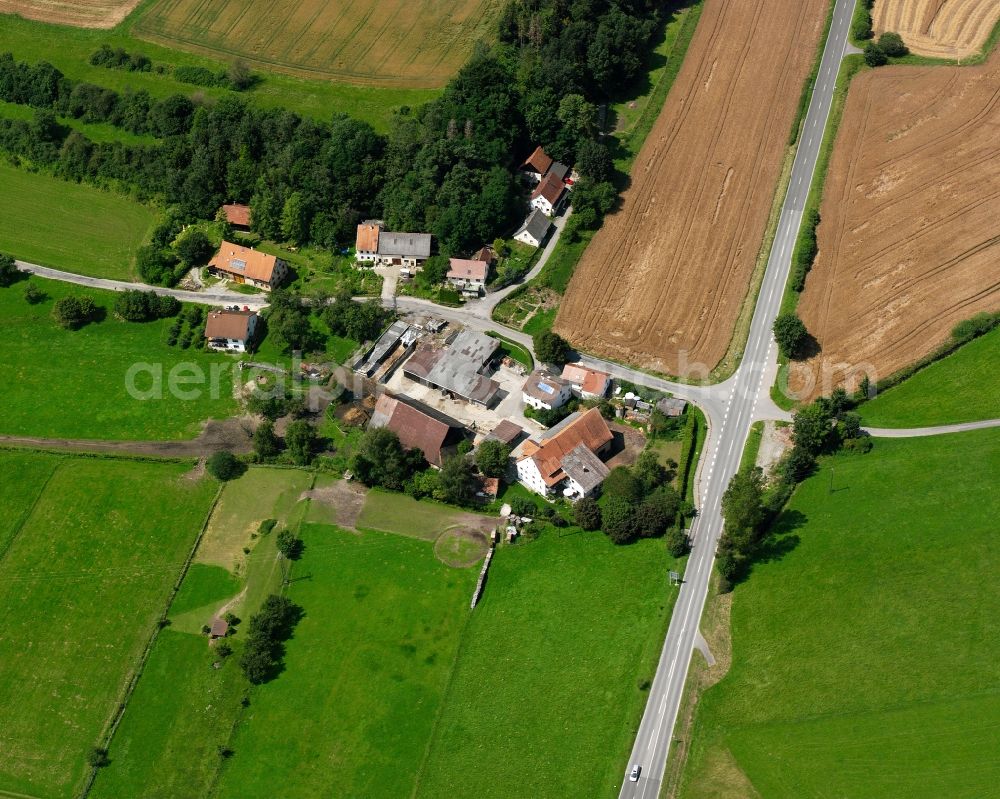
(0, 0, 997, 797)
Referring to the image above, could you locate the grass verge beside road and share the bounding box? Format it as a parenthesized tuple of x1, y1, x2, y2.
(678, 429, 1000, 799)
(773, 53, 867, 410)
(0, 452, 217, 799)
(0, 162, 155, 279)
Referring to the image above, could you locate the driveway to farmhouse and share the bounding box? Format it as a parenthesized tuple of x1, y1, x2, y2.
(465, 207, 571, 320)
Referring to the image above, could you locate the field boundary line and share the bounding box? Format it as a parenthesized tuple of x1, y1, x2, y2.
(80, 480, 226, 799)
(0, 455, 62, 566)
(408, 605, 476, 798)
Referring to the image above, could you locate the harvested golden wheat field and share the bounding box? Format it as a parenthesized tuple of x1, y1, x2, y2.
(0, 0, 140, 27)
(873, 0, 1000, 60)
(555, 0, 827, 377)
(790, 54, 1000, 399)
(132, 0, 503, 87)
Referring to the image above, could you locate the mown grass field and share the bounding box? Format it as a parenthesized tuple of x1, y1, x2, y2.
(212, 524, 476, 799)
(861, 327, 1000, 427)
(0, 12, 438, 132)
(0, 452, 217, 798)
(91, 467, 311, 799)
(413, 530, 679, 798)
(0, 163, 155, 279)
(356, 488, 494, 541)
(132, 0, 502, 88)
(84, 466, 682, 798)
(0, 276, 239, 440)
(679, 429, 1000, 799)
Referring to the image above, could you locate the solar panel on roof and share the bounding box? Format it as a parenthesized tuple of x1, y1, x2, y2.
(538, 382, 555, 395)
(230, 259, 246, 270)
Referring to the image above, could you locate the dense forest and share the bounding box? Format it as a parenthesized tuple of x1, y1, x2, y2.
(0, 0, 662, 283)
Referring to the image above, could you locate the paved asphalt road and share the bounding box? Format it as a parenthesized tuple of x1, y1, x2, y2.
(11, 8, 992, 792)
(13, 260, 270, 309)
(617, 2, 857, 796)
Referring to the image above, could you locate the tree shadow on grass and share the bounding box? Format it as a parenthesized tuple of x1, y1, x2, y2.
(755, 509, 807, 567)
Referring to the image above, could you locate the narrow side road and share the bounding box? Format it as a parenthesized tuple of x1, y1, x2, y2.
(865, 419, 1000, 437)
(14, 259, 269, 308)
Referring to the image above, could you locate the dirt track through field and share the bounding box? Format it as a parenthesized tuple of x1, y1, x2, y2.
(0, 0, 142, 28)
(555, 0, 827, 377)
(790, 52, 1000, 399)
(873, 0, 1000, 60)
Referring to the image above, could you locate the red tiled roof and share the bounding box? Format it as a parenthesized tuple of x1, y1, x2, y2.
(221, 203, 251, 227)
(527, 408, 613, 487)
(208, 241, 281, 283)
(356, 223, 381, 252)
(561, 363, 610, 396)
(521, 145, 553, 175)
(447, 258, 489, 281)
(371, 393, 451, 467)
(204, 309, 255, 341)
(531, 170, 566, 206)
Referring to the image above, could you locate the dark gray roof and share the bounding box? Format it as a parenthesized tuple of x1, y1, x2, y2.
(378, 230, 432, 258)
(656, 397, 688, 416)
(560, 444, 609, 493)
(412, 330, 501, 405)
(548, 161, 570, 181)
(516, 209, 552, 243)
(358, 320, 409, 373)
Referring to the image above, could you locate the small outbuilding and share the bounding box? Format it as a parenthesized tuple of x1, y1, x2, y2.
(209, 618, 229, 639)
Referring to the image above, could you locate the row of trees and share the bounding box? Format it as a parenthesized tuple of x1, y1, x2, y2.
(239, 594, 302, 684)
(1, 0, 661, 264)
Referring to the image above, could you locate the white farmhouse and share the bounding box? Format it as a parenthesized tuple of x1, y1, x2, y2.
(522, 369, 573, 411)
(513, 209, 553, 248)
(204, 309, 258, 353)
(514, 408, 614, 500)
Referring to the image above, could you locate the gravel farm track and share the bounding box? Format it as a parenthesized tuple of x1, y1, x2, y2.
(873, 0, 1000, 60)
(0, 0, 141, 28)
(555, 0, 827, 378)
(791, 49, 1000, 399)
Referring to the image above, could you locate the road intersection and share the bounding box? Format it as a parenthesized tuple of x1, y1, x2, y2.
(616, 1, 857, 794)
(7, 5, 978, 792)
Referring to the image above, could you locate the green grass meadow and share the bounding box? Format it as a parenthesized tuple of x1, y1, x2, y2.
(212, 524, 476, 799)
(0, 452, 217, 798)
(0, 277, 239, 440)
(92, 467, 314, 799)
(0, 163, 156, 279)
(0, 13, 435, 133)
(356, 488, 493, 541)
(861, 327, 1000, 427)
(413, 530, 679, 798)
(679, 429, 1000, 799)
